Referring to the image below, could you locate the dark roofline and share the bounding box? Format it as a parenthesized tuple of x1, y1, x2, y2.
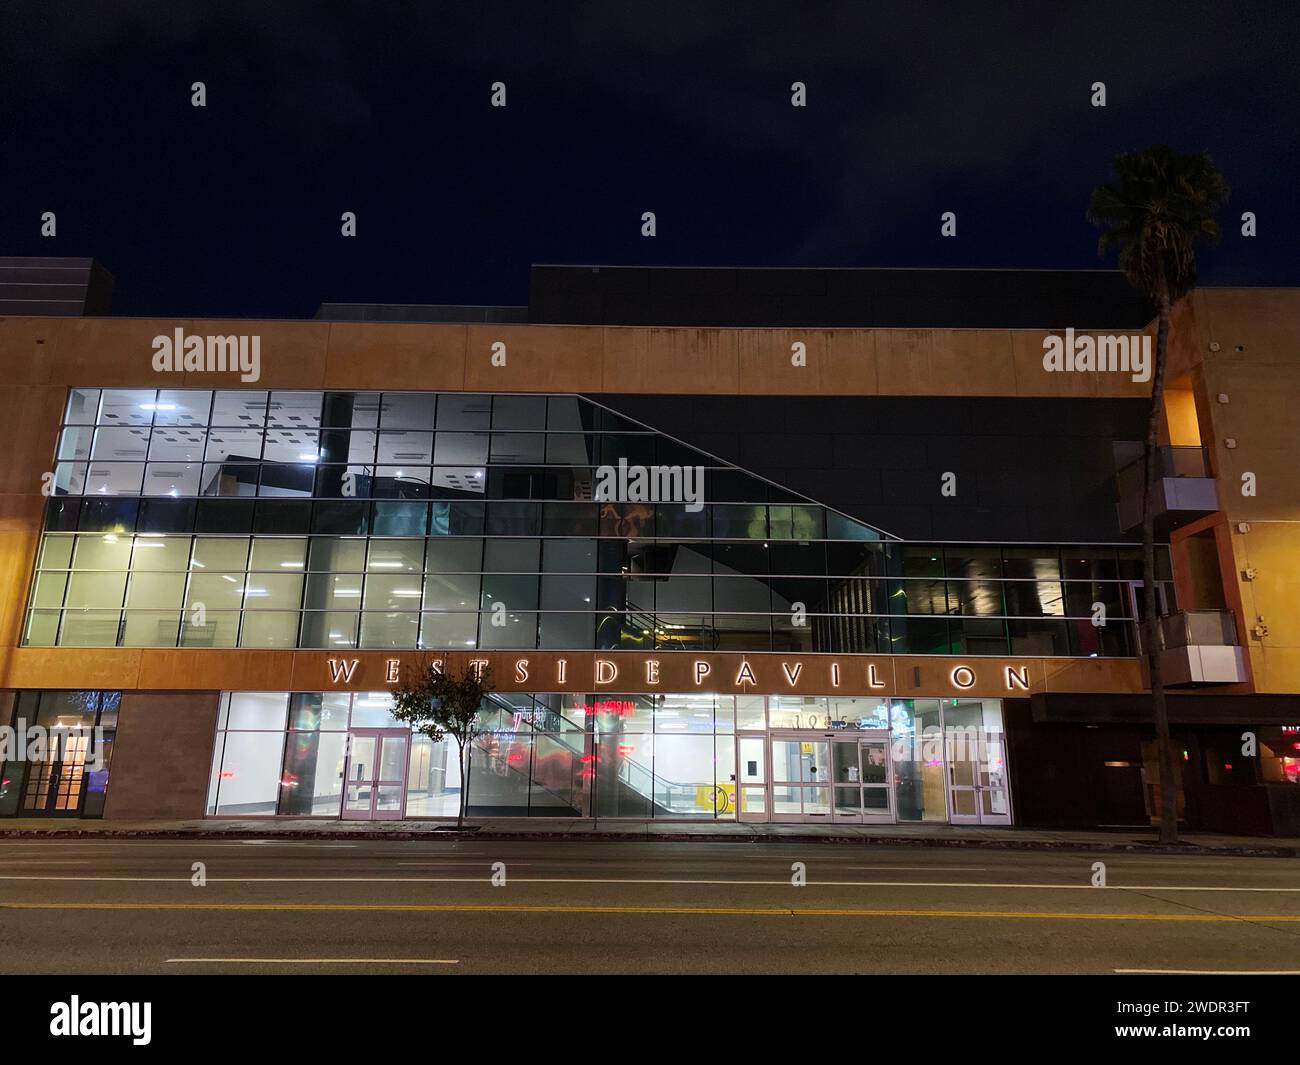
(528, 265, 1155, 330)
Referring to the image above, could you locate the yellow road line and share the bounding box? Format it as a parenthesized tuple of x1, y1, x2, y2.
(1, 900, 1297, 921)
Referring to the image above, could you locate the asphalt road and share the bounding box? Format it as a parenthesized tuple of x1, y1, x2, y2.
(0, 839, 1297, 974)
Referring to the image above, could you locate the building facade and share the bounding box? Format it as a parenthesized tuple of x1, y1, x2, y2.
(0, 266, 1296, 832)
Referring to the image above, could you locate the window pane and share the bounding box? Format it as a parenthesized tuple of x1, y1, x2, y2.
(154, 390, 212, 427)
(191, 536, 250, 571)
(97, 389, 157, 426)
(226, 692, 289, 730)
(211, 390, 268, 426)
(267, 391, 322, 428)
(483, 538, 539, 572)
(180, 610, 240, 646)
(594, 733, 652, 817)
(213, 732, 282, 816)
(65, 388, 101, 425)
(420, 612, 478, 649)
(125, 571, 186, 610)
(492, 395, 546, 430)
(437, 394, 491, 430)
(289, 692, 351, 731)
(652, 734, 717, 818)
(58, 425, 94, 461)
(239, 612, 300, 647)
(278, 730, 347, 815)
(434, 431, 488, 465)
(57, 610, 121, 646)
(363, 574, 424, 611)
(422, 572, 480, 611)
(300, 610, 358, 649)
(242, 573, 303, 610)
(29, 571, 68, 610)
(304, 573, 364, 610)
(65, 571, 128, 610)
(85, 459, 145, 495)
(120, 611, 181, 646)
(478, 609, 537, 649)
(359, 611, 420, 648)
(308, 537, 366, 572)
(372, 501, 428, 536)
(367, 538, 424, 572)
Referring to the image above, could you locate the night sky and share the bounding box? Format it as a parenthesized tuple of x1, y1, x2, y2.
(3, 1, 1297, 318)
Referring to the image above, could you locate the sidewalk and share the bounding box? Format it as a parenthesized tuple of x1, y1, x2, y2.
(1, 817, 1297, 856)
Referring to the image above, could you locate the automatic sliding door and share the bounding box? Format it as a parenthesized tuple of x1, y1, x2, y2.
(831, 737, 862, 820)
(831, 732, 893, 823)
(771, 735, 830, 822)
(858, 735, 892, 822)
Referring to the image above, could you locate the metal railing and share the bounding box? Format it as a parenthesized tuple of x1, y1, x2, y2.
(1117, 445, 1211, 493)
(1138, 609, 1239, 651)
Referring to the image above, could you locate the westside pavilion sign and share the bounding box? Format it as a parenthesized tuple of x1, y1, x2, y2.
(318, 651, 1056, 697)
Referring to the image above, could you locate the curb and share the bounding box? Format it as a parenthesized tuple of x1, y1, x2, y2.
(1, 827, 1295, 858)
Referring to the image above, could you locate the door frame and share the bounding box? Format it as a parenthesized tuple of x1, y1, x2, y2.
(768, 731, 834, 823)
(829, 730, 894, 825)
(342, 727, 409, 821)
(735, 731, 770, 823)
(944, 727, 1013, 826)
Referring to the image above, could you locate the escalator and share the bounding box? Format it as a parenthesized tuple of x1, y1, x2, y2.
(463, 693, 725, 818)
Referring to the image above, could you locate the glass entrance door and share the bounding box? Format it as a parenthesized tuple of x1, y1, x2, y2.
(342, 728, 409, 820)
(20, 732, 90, 815)
(831, 732, 893, 823)
(770, 734, 831, 822)
(736, 732, 769, 822)
(945, 728, 1011, 825)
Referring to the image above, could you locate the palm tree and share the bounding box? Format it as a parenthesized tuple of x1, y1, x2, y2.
(1088, 146, 1229, 844)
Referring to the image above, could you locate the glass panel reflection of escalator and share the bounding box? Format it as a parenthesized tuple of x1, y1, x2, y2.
(467, 694, 700, 817)
(463, 693, 586, 817)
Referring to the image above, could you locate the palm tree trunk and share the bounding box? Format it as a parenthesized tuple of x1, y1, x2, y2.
(1143, 293, 1178, 844)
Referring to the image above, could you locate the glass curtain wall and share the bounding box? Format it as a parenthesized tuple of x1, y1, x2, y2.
(28, 388, 1171, 657)
(205, 690, 1004, 823)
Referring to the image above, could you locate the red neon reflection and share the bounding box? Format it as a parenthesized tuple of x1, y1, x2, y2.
(581, 700, 636, 716)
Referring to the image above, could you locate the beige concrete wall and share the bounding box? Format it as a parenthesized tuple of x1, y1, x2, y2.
(1172, 290, 1300, 694)
(0, 313, 1159, 696)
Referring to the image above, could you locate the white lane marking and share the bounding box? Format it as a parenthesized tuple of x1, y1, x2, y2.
(0, 874, 1297, 892)
(397, 861, 537, 867)
(166, 957, 458, 965)
(840, 865, 990, 871)
(1116, 968, 1300, 975)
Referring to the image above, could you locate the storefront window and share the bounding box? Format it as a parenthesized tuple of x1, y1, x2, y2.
(201, 690, 1011, 826)
(892, 699, 946, 822)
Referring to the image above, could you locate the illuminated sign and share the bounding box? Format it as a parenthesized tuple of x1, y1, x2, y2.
(323, 653, 1041, 696)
